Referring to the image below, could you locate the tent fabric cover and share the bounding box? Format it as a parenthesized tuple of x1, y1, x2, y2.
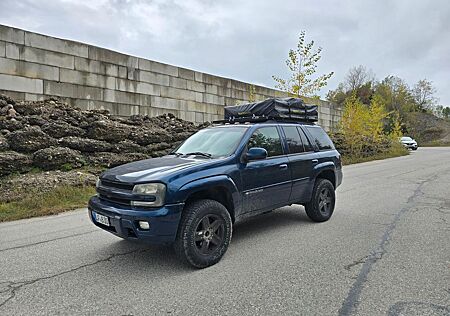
(224, 98, 318, 122)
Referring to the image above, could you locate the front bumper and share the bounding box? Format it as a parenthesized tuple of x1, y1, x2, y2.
(88, 196, 184, 244)
(402, 143, 418, 149)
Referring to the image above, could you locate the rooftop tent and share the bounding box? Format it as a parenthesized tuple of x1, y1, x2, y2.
(223, 97, 318, 122)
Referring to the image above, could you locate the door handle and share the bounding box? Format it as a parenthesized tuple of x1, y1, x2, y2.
(312, 159, 319, 164)
(279, 164, 288, 169)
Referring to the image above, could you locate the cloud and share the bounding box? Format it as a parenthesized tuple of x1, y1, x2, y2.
(0, 0, 449, 104)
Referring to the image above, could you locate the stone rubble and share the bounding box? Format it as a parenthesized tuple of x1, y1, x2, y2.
(0, 94, 205, 177)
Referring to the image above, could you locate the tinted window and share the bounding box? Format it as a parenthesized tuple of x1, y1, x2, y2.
(305, 126, 335, 150)
(298, 127, 314, 152)
(282, 126, 304, 154)
(248, 126, 283, 157)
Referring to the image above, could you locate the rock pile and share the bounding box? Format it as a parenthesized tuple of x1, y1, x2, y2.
(0, 94, 204, 177)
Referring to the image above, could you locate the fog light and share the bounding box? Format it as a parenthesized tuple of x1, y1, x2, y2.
(138, 221, 150, 230)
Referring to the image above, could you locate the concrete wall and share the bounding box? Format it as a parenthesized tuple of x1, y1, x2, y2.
(0, 25, 342, 130)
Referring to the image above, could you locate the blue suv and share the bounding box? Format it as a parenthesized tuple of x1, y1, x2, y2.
(89, 119, 342, 268)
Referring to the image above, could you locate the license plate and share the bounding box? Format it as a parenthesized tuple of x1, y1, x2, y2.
(93, 211, 110, 226)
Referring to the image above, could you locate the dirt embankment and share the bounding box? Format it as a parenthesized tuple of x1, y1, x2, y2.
(405, 112, 450, 145)
(0, 94, 205, 202)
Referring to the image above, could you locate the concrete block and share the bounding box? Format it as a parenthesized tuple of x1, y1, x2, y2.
(118, 66, 127, 78)
(194, 71, 203, 82)
(187, 101, 206, 113)
(5, 43, 19, 59)
(44, 81, 103, 101)
(179, 68, 195, 80)
(161, 86, 196, 101)
(138, 58, 151, 71)
(60, 69, 116, 90)
(116, 78, 138, 93)
(0, 73, 43, 94)
(74, 57, 119, 77)
(231, 89, 244, 99)
(21, 46, 74, 69)
(116, 79, 159, 96)
(24, 93, 44, 101)
(204, 93, 224, 105)
(178, 110, 186, 120)
(206, 84, 220, 95)
(185, 111, 196, 122)
(0, 41, 5, 57)
(149, 61, 178, 77)
(139, 70, 170, 86)
(104, 89, 150, 106)
(136, 81, 160, 96)
(203, 113, 212, 122)
(89, 46, 138, 68)
(24, 32, 88, 57)
(195, 112, 204, 123)
(151, 96, 181, 110)
(319, 106, 331, 115)
(0, 57, 59, 81)
(169, 77, 187, 89)
(127, 68, 139, 81)
(203, 73, 231, 87)
(0, 89, 25, 100)
(217, 86, 231, 98)
(186, 80, 205, 93)
(0, 25, 24, 44)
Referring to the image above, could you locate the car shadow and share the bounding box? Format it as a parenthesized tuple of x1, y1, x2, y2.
(101, 205, 312, 273)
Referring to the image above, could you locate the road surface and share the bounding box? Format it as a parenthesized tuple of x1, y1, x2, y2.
(0, 147, 449, 315)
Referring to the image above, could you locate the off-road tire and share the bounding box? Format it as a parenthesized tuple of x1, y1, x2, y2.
(174, 199, 232, 268)
(304, 178, 335, 222)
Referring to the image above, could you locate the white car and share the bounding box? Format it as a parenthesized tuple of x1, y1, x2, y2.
(400, 136, 418, 150)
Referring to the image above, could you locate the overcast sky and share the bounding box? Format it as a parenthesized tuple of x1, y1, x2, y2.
(1, 0, 449, 104)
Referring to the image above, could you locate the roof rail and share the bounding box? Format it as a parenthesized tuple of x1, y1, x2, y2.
(212, 115, 317, 125)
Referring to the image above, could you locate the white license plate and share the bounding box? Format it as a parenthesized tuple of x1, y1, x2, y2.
(93, 211, 110, 226)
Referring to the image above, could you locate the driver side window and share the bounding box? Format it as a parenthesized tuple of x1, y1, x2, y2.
(248, 127, 283, 157)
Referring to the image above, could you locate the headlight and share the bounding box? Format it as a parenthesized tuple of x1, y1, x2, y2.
(132, 183, 166, 207)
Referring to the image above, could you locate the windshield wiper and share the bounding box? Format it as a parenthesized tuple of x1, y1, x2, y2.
(184, 152, 212, 158)
(168, 152, 183, 156)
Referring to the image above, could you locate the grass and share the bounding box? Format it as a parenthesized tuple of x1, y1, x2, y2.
(342, 145, 409, 165)
(420, 140, 450, 147)
(0, 185, 96, 222)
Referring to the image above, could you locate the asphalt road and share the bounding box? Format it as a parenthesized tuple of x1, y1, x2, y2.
(1, 148, 449, 315)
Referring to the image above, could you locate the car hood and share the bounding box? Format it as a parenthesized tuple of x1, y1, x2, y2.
(100, 155, 212, 183)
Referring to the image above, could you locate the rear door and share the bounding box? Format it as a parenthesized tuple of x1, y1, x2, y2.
(282, 125, 318, 203)
(240, 126, 291, 212)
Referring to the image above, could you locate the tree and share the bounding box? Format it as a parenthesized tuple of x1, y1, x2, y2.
(344, 65, 375, 91)
(442, 107, 450, 119)
(412, 79, 438, 111)
(273, 31, 334, 98)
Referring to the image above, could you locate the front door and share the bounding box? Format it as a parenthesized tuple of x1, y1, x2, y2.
(240, 126, 291, 213)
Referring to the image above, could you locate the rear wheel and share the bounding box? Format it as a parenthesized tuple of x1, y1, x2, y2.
(304, 178, 335, 222)
(174, 199, 232, 268)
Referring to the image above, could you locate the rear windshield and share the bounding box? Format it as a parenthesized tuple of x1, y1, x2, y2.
(401, 137, 413, 141)
(305, 126, 335, 151)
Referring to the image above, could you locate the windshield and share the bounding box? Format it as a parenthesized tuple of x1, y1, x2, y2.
(174, 126, 248, 158)
(401, 137, 413, 141)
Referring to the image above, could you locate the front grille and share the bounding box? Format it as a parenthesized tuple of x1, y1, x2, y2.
(97, 179, 134, 206)
(99, 194, 131, 206)
(100, 179, 134, 191)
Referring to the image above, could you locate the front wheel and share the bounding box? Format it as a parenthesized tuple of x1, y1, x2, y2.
(174, 199, 232, 268)
(304, 178, 335, 222)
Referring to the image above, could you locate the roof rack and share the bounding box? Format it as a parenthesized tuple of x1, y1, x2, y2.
(212, 115, 317, 125)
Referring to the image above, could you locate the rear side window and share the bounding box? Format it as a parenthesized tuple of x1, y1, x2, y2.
(305, 126, 335, 151)
(248, 126, 283, 157)
(282, 126, 304, 154)
(298, 127, 314, 152)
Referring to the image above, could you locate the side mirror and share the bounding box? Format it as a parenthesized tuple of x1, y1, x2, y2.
(245, 147, 268, 161)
